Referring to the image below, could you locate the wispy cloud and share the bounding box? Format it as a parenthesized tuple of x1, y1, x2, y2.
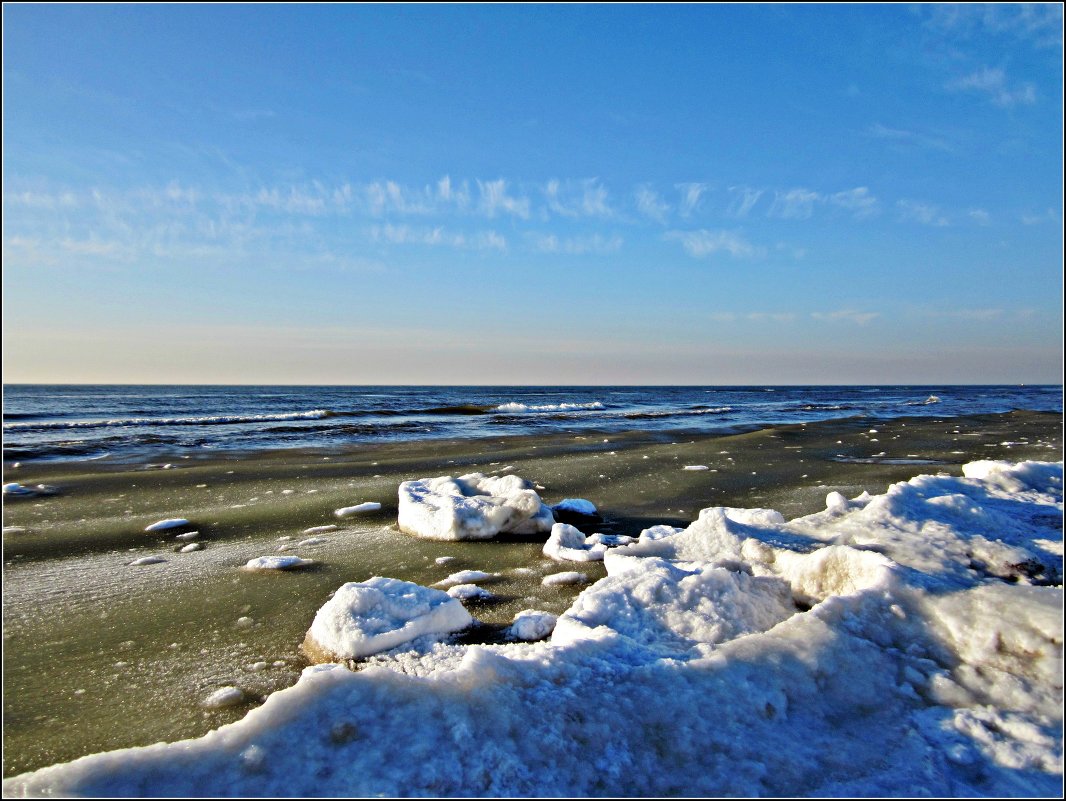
(544, 178, 614, 219)
(634, 185, 670, 223)
(924, 3, 1063, 49)
(968, 208, 991, 225)
(1020, 208, 1060, 226)
(665, 229, 764, 259)
(676, 183, 708, 217)
(866, 123, 953, 153)
(811, 310, 880, 325)
(532, 233, 622, 255)
(370, 224, 506, 251)
(477, 179, 531, 219)
(829, 187, 879, 219)
(897, 199, 949, 227)
(947, 67, 1036, 107)
(727, 186, 763, 219)
(768, 188, 822, 220)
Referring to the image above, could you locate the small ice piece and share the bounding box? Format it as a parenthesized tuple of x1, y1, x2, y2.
(298, 537, 328, 547)
(433, 570, 498, 588)
(446, 584, 495, 601)
(3, 483, 33, 496)
(128, 556, 166, 566)
(144, 518, 190, 532)
(334, 503, 382, 517)
(552, 498, 598, 516)
(201, 687, 245, 709)
(281, 489, 295, 495)
(302, 577, 472, 661)
(175, 531, 199, 541)
(542, 571, 588, 586)
(508, 609, 558, 641)
(302, 525, 337, 535)
(179, 543, 202, 553)
(3, 526, 27, 534)
(236, 617, 254, 628)
(543, 523, 608, 562)
(241, 556, 312, 571)
(683, 465, 709, 471)
(435, 556, 456, 565)
(397, 473, 554, 541)
(247, 662, 269, 672)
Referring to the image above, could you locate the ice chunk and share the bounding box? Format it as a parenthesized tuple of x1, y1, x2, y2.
(542, 571, 588, 586)
(398, 473, 553, 540)
(241, 556, 312, 571)
(302, 525, 337, 535)
(552, 498, 598, 516)
(432, 570, 497, 588)
(543, 523, 608, 562)
(335, 503, 382, 517)
(144, 518, 190, 532)
(303, 577, 472, 661)
(508, 610, 558, 641)
(201, 687, 245, 709)
(446, 584, 495, 601)
(127, 556, 166, 566)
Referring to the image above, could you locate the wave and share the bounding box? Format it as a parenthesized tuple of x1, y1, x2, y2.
(623, 406, 733, 420)
(3, 409, 333, 432)
(494, 402, 606, 414)
(903, 395, 942, 406)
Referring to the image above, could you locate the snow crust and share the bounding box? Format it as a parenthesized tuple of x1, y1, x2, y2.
(5, 460, 1062, 798)
(303, 577, 472, 661)
(397, 473, 554, 540)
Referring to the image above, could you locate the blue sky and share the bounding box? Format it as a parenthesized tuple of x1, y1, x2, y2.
(2, 3, 1062, 384)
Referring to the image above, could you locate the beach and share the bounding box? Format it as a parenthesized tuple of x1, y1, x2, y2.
(2, 408, 1061, 784)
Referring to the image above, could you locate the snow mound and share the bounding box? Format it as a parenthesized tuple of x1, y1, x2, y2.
(398, 473, 554, 540)
(508, 610, 558, 641)
(5, 460, 1062, 798)
(543, 523, 609, 562)
(302, 577, 472, 662)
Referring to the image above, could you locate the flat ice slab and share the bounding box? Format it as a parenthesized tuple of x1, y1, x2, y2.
(303, 577, 472, 661)
(398, 473, 554, 540)
(335, 503, 381, 517)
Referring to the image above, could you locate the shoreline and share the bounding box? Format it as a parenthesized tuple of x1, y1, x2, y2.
(2, 409, 1062, 779)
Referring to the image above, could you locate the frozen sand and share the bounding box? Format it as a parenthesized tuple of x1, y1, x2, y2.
(2, 411, 1061, 785)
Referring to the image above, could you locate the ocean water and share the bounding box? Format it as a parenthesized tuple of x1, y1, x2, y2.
(2, 384, 1061, 463)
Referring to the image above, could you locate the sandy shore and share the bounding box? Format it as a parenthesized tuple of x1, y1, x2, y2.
(3, 410, 1062, 777)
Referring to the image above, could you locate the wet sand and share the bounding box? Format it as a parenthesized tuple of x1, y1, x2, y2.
(2, 410, 1061, 777)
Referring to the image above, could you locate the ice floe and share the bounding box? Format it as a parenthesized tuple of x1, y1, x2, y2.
(432, 570, 497, 588)
(446, 584, 495, 601)
(397, 473, 554, 540)
(5, 460, 1063, 798)
(542, 523, 608, 562)
(301, 577, 472, 662)
(551, 498, 598, 516)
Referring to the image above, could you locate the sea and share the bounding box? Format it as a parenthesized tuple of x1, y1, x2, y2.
(2, 384, 1062, 464)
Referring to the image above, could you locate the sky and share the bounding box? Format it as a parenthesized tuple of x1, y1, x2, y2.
(2, 3, 1063, 385)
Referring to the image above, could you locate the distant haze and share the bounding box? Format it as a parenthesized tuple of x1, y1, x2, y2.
(3, 5, 1063, 385)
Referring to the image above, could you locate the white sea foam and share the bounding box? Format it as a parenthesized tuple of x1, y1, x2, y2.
(494, 401, 605, 413)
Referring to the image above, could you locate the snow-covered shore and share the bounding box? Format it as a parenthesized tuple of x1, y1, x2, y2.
(4, 459, 1061, 797)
